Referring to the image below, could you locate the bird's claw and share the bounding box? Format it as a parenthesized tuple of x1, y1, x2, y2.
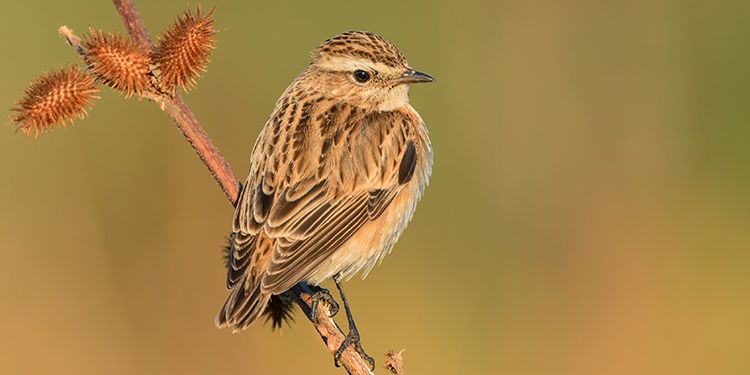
(334, 326, 375, 370)
(308, 288, 339, 323)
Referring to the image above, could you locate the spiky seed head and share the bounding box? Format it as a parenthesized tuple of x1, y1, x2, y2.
(82, 29, 151, 97)
(384, 349, 406, 375)
(153, 5, 216, 94)
(12, 66, 99, 137)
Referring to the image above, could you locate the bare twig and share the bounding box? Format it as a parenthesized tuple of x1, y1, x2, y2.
(384, 349, 406, 375)
(112, 0, 152, 51)
(59, 1, 376, 373)
(295, 292, 375, 375)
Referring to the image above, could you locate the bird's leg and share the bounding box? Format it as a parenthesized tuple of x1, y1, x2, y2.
(295, 282, 339, 323)
(333, 278, 375, 370)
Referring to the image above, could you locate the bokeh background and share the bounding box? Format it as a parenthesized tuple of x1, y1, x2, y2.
(2, 1, 749, 374)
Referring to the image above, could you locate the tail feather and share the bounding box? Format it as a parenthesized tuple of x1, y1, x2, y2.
(216, 231, 268, 331)
(215, 277, 271, 332)
(218, 232, 294, 331)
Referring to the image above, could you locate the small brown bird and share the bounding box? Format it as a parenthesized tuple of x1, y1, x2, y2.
(216, 31, 433, 366)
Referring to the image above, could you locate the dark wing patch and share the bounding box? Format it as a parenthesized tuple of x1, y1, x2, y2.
(398, 141, 417, 185)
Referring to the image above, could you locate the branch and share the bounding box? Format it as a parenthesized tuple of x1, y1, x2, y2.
(111, 0, 241, 206)
(112, 0, 152, 51)
(59, 1, 376, 373)
(295, 292, 376, 375)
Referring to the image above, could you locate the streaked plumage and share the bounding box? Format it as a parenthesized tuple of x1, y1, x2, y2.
(216, 31, 433, 331)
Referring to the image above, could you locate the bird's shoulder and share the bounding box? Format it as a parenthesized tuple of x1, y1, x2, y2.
(253, 96, 421, 187)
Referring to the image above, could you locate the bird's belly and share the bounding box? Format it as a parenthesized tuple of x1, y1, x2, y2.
(304, 178, 426, 285)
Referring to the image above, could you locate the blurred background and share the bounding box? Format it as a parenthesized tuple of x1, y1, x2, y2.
(1, 0, 749, 374)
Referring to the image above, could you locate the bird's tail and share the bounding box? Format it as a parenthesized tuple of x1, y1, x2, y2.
(215, 276, 271, 332)
(216, 233, 275, 332)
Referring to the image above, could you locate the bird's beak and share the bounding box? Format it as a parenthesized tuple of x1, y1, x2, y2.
(395, 69, 434, 84)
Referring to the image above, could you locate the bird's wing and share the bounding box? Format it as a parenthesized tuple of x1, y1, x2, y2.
(260, 183, 401, 293)
(233, 101, 419, 295)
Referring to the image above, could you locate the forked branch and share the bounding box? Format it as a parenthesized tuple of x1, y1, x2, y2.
(111, 0, 240, 205)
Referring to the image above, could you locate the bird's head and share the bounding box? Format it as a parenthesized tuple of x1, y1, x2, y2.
(304, 31, 433, 111)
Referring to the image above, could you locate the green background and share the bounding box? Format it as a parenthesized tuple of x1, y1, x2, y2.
(2, 1, 749, 374)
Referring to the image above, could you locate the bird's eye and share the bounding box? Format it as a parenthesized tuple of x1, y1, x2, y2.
(353, 70, 371, 83)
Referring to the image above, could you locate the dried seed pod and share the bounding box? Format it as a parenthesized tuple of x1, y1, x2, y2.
(82, 29, 152, 97)
(384, 349, 406, 375)
(153, 5, 216, 93)
(12, 66, 99, 137)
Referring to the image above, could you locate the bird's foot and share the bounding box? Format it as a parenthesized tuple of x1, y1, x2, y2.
(308, 287, 339, 323)
(334, 324, 375, 370)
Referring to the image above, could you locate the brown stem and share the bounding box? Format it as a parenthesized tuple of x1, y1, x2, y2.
(60, 23, 240, 205)
(296, 293, 375, 375)
(111, 0, 240, 205)
(112, 0, 152, 51)
(60, 1, 376, 373)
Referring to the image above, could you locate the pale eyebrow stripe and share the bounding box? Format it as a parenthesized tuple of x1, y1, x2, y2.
(315, 56, 394, 74)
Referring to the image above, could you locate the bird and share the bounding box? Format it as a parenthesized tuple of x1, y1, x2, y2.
(216, 30, 433, 367)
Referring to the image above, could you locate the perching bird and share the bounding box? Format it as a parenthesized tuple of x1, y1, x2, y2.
(216, 31, 433, 367)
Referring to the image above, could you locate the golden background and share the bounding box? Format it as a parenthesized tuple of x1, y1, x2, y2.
(1, 1, 749, 374)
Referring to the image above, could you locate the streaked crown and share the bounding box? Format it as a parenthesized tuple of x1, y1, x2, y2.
(312, 31, 407, 68)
